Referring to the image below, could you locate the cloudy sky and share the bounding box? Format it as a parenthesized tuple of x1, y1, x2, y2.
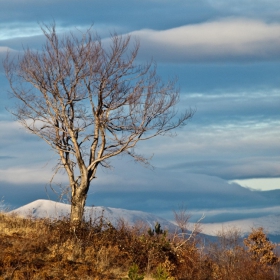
(0, 0, 280, 222)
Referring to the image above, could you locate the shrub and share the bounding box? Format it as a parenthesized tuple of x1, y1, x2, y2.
(123, 263, 144, 280)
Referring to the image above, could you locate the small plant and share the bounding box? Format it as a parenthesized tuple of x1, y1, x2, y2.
(123, 263, 144, 280)
(148, 222, 167, 237)
(153, 264, 174, 280)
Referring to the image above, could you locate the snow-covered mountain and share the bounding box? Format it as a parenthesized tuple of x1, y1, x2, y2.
(9, 199, 280, 242)
(10, 199, 175, 231)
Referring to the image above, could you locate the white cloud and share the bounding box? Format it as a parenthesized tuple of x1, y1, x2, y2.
(131, 18, 280, 62)
(0, 46, 12, 52)
(0, 166, 67, 184)
(232, 178, 280, 191)
(0, 23, 42, 41)
(0, 22, 121, 45)
(0, 22, 91, 41)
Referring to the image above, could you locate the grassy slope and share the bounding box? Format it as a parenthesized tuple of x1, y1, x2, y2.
(0, 212, 279, 280)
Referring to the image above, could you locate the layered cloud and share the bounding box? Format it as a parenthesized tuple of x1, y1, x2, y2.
(132, 18, 280, 62)
(166, 158, 280, 180)
(2, 18, 280, 66)
(2, 16, 280, 64)
(0, 0, 280, 224)
(1, 86, 280, 182)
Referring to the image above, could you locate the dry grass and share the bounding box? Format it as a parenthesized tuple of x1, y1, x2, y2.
(0, 212, 279, 280)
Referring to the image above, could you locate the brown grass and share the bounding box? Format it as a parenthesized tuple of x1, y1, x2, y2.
(0, 212, 279, 280)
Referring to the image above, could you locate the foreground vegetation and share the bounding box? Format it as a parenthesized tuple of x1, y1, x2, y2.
(0, 211, 279, 280)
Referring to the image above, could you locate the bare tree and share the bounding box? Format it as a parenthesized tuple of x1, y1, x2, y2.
(4, 24, 194, 226)
(173, 203, 191, 234)
(172, 204, 204, 251)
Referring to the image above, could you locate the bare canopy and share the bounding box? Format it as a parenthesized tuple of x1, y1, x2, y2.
(4, 25, 194, 225)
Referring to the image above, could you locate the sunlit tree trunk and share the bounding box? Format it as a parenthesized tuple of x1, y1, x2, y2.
(70, 186, 88, 226)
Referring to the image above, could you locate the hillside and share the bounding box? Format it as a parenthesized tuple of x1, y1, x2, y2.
(1, 203, 279, 280)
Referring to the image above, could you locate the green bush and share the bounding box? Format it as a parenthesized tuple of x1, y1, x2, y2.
(123, 263, 144, 280)
(153, 264, 174, 280)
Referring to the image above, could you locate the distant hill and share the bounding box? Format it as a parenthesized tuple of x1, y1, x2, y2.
(10, 199, 176, 231)
(10, 199, 280, 243)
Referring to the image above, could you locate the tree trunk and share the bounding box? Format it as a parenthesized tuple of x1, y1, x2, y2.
(70, 186, 88, 227)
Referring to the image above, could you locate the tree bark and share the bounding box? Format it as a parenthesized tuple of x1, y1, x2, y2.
(70, 184, 89, 227)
